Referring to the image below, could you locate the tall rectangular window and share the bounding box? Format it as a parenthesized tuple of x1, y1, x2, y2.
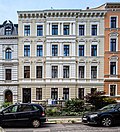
(63, 88, 69, 100)
(52, 66, 58, 78)
(52, 45, 58, 56)
(36, 88, 42, 100)
(36, 66, 42, 78)
(91, 88, 97, 94)
(110, 85, 116, 96)
(37, 45, 43, 56)
(91, 25, 97, 36)
(64, 45, 69, 56)
(24, 66, 30, 78)
(6, 69, 11, 80)
(24, 45, 30, 57)
(78, 88, 84, 100)
(52, 25, 58, 35)
(110, 38, 116, 52)
(63, 25, 69, 35)
(91, 66, 97, 79)
(111, 17, 117, 28)
(110, 62, 116, 75)
(51, 88, 58, 100)
(79, 25, 84, 36)
(79, 66, 84, 78)
(24, 25, 30, 36)
(91, 45, 97, 56)
(79, 45, 84, 56)
(37, 25, 43, 36)
(63, 66, 69, 78)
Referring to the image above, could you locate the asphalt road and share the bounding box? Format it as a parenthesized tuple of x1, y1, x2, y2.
(3, 123, 120, 132)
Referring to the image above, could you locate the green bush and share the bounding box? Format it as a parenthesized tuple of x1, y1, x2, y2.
(1, 102, 12, 108)
(64, 98, 85, 112)
(46, 107, 61, 116)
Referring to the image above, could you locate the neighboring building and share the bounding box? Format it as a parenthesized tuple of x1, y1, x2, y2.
(17, 7, 105, 103)
(0, 20, 18, 104)
(104, 3, 120, 100)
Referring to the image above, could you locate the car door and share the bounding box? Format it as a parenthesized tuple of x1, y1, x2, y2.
(15, 104, 33, 126)
(2, 105, 18, 126)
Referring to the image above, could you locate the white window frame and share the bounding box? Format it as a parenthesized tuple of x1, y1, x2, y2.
(110, 16, 118, 28)
(23, 43, 31, 57)
(109, 84, 117, 96)
(78, 22, 86, 36)
(36, 23, 44, 36)
(23, 23, 31, 36)
(78, 42, 86, 56)
(90, 42, 99, 56)
(109, 36, 118, 52)
(90, 22, 99, 36)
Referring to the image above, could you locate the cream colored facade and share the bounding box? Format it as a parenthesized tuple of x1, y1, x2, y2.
(17, 9, 105, 103)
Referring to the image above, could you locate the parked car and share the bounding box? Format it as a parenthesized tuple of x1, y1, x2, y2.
(82, 103, 120, 127)
(0, 103, 46, 128)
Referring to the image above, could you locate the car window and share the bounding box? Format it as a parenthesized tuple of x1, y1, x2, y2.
(3, 105, 18, 113)
(32, 105, 39, 110)
(18, 104, 33, 112)
(100, 104, 116, 111)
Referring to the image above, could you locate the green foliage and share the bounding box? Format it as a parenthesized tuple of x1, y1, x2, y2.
(1, 102, 12, 108)
(46, 107, 61, 116)
(86, 91, 116, 110)
(64, 98, 85, 112)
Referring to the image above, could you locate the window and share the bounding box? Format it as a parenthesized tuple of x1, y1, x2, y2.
(110, 85, 116, 96)
(79, 25, 84, 36)
(24, 25, 30, 36)
(79, 45, 84, 56)
(110, 62, 116, 75)
(64, 45, 69, 56)
(36, 88, 42, 100)
(36, 66, 42, 78)
(63, 25, 69, 35)
(78, 88, 84, 100)
(24, 45, 30, 57)
(6, 69, 11, 80)
(18, 104, 33, 112)
(37, 25, 43, 36)
(91, 66, 97, 79)
(5, 27, 12, 35)
(91, 88, 97, 94)
(51, 88, 58, 100)
(91, 45, 97, 56)
(3, 105, 18, 113)
(52, 45, 58, 56)
(111, 17, 117, 28)
(5, 48, 12, 59)
(63, 66, 69, 78)
(63, 88, 69, 100)
(110, 38, 116, 52)
(79, 66, 84, 78)
(37, 45, 43, 56)
(24, 66, 30, 78)
(52, 66, 58, 78)
(91, 25, 97, 36)
(52, 25, 58, 35)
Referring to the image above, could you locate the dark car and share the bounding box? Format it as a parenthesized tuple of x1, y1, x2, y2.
(82, 103, 120, 127)
(0, 103, 46, 128)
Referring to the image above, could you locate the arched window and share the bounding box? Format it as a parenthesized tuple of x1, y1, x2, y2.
(4, 90, 13, 102)
(5, 26, 12, 35)
(5, 48, 12, 59)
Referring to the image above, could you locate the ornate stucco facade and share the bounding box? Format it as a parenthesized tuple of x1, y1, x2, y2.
(0, 21, 18, 105)
(17, 8, 105, 103)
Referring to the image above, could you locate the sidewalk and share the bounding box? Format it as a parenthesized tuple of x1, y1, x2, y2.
(46, 116, 82, 124)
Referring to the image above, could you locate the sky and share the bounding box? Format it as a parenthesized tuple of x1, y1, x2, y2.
(0, 0, 119, 24)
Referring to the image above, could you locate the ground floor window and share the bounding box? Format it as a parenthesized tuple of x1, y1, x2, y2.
(91, 88, 97, 94)
(36, 88, 42, 100)
(110, 85, 116, 96)
(63, 88, 69, 100)
(5, 90, 13, 102)
(51, 88, 58, 100)
(78, 88, 84, 100)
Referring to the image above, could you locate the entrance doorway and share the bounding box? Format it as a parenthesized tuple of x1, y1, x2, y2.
(22, 88, 31, 103)
(5, 90, 13, 102)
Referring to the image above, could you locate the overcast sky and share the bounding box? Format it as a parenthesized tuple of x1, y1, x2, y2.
(0, 0, 119, 24)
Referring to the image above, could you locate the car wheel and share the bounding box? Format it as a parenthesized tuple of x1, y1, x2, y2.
(101, 116, 112, 127)
(32, 119, 41, 128)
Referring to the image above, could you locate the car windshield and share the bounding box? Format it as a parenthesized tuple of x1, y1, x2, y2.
(100, 104, 117, 111)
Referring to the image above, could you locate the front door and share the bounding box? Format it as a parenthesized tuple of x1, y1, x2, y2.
(22, 88, 31, 103)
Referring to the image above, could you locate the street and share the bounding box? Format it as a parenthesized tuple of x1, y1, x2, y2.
(3, 123, 120, 132)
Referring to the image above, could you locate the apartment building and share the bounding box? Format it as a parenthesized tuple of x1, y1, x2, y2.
(0, 20, 18, 104)
(17, 7, 105, 103)
(104, 3, 120, 100)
